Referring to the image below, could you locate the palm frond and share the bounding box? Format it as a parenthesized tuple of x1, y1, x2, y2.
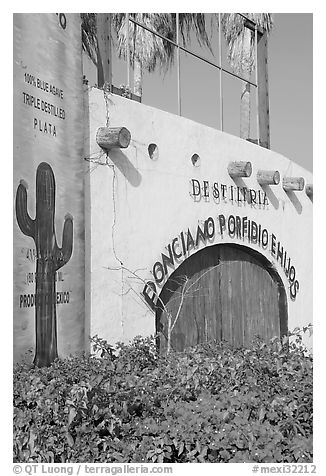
(112, 14, 170, 73)
(112, 13, 212, 74)
(221, 13, 273, 75)
(178, 13, 212, 51)
(81, 13, 98, 65)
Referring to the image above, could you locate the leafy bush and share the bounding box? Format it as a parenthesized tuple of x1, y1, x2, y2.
(13, 327, 313, 463)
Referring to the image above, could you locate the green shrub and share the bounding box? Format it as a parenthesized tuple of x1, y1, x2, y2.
(13, 327, 313, 463)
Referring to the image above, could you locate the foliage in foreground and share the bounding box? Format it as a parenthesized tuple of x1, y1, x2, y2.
(13, 327, 313, 463)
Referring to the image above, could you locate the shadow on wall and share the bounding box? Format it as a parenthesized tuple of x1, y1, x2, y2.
(230, 176, 280, 210)
(109, 150, 142, 187)
(229, 177, 304, 214)
(286, 191, 303, 214)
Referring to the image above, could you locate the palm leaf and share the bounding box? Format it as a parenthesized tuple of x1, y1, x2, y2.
(112, 13, 212, 73)
(220, 13, 273, 75)
(81, 13, 98, 65)
(112, 13, 174, 73)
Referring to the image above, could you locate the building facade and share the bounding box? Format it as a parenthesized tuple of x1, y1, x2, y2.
(13, 14, 313, 364)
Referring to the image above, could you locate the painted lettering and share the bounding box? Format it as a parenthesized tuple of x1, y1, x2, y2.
(142, 281, 157, 311)
(218, 214, 226, 236)
(205, 217, 215, 239)
(195, 223, 207, 247)
(149, 215, 299, 300)
(172, 237, 182, 259)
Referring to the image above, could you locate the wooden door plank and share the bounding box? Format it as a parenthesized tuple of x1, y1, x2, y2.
(157, 244, 285, 353)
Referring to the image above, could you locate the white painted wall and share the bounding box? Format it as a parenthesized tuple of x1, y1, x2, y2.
(85, 89, 313, 349)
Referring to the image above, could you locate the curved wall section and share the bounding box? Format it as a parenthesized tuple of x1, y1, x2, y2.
(85, 89, 312, 351)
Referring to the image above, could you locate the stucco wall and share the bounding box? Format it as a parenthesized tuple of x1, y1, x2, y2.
(13, 14, 85, 363)
(85, 88, 313, 349)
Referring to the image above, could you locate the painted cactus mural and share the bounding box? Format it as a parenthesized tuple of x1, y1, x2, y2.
(15, 162, 73, 367)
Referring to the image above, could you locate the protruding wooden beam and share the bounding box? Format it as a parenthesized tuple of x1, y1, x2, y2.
(96, 127, 131, 150)
(282, 177, 305, 192)
(257, 170, 280, 185)
(228, 161, 252, 178)
(305, 184, 313, 198)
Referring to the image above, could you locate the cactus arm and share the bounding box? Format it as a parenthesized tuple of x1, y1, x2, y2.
(55, 213, 73, 270)
(15, 180, 35, 238)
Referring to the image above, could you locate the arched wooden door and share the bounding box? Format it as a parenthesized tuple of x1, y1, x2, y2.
(156, 244, 288, 352)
